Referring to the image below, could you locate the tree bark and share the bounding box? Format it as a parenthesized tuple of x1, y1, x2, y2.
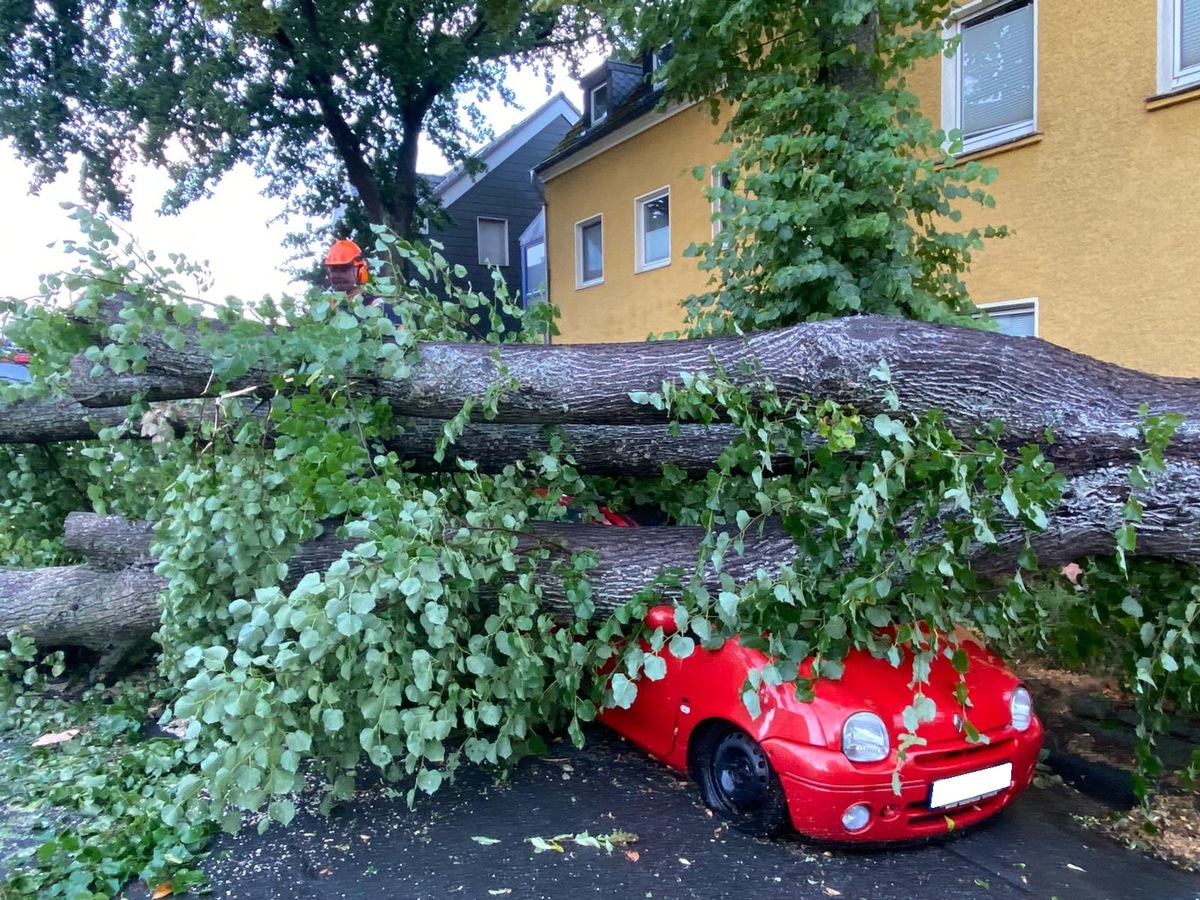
(0, 397, 742, 477)
(10, 454, 1198, 656)
(0, 565, 163, 654)
(5, 314, 1200, 655)
(62, 316, 1200, 474)
(0, 396, 129, 444)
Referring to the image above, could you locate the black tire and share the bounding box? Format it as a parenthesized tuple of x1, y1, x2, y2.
(693, 725, 790, 836)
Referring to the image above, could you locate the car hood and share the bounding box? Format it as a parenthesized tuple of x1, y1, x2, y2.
(761, 637, 1023, 748)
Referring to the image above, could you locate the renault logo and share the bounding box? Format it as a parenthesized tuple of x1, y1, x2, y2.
(953, 713, 965, 733)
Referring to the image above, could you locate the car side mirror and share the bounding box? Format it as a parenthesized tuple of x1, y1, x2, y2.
(644, 605, 679, 636)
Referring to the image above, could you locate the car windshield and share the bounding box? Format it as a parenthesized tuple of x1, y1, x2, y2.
(0, 359, 31, 382)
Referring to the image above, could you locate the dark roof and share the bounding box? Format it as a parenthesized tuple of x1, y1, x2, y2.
(535, 59, 662, 174)
(432, 93, 580, 206)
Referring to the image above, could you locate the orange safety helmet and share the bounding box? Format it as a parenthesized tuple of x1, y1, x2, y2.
(324, 238, 369, 285)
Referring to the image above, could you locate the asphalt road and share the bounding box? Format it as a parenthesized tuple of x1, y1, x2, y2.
(198, 726, 1200, 900)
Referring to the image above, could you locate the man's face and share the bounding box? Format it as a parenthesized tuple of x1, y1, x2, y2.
(326, 262, 360, 292)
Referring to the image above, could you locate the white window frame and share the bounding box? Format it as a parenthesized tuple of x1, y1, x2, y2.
(651, 45, 672, 89)
(575, 215, 604, 289)
(589, 83, 609, 126)
(978, 297, 1038, 337)
(1159, 0, 1200, 94)
(522, 238, 547, 305)
(476, 217, 509, 267)
(634, 186, 671, 273)
(941, 0, 1038, 155)
(711, 168, 733, 243)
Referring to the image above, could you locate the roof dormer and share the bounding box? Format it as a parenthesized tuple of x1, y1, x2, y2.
(579, 59, 646, 130)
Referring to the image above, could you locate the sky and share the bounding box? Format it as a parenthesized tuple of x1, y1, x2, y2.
(1, 66, 591, 304)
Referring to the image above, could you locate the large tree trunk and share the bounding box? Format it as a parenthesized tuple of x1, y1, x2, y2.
(4, 314, 1200, 656)
(0, 401, 742, 477)
(8, 448, 1200, 655)
(0, 565, 163, 655)
(62, 316, 1200, 472)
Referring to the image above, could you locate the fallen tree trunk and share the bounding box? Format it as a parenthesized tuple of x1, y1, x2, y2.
(0, 565, 163, 655)
(63, 315, 1200, 472)
(0, 398, 740, 476)
(9, 452, 1197, 654)
(4, 314, 1200, 656)
(0, 396, 129, 443)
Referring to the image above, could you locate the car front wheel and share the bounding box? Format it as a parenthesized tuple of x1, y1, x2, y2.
(694, 725, 789, 836)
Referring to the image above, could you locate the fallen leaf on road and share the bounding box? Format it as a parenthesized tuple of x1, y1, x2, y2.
(624, 851, 640, 862)
(1066, 863, 1087, 872)
(679, 858, 691, 866)
(472, 836, 502, 845)
(151, 885, 173, 899)
(823, 888, 842, 897)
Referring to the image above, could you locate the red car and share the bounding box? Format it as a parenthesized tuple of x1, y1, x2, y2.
(599, 606, 1042, 842)
(0, 345, 30, 383)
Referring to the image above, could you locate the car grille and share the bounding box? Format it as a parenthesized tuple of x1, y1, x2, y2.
(896, 730, 1025, 829)
(905, 734, 1018, 776)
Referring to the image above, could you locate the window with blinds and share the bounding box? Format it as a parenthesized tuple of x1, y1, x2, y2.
(942, 0, 1037, 155)
(1160, 0, 1200, 93)
(979, 299, 1037, 338)
(477, 218, 509, 267)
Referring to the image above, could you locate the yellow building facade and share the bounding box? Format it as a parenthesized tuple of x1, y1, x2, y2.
(540, 5, 1200, 376)
(909, 0, 1200, 377)
(536, 60, 727, 343)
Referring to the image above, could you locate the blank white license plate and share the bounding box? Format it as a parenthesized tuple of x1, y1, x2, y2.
(929, 762, 1013, 809)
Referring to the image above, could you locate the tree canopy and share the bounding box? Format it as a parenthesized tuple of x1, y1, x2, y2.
(607, 0, 1006, 330)
(0, 0, 596, 241)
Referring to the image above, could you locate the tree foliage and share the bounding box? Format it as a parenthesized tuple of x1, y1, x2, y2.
(0, 0, 596, 241)
(0, 1, 1198, 894)
(607, 0, 1006, 330)
(2, 206, 1198, 895)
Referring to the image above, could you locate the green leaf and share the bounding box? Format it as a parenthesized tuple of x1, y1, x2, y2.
(322, 709, 345, 732)
(1116, 523, 1137, 552)
(741, 688, 761, 718)
(610, 673, 638, 709)
(643, 655, 667, 681)
(416, 768, 443, 794)
(668, 633, 695, 659)
(873, 414, 899, 438)
(1000, 484, 1019, 518)
(379, 709, 401, 735)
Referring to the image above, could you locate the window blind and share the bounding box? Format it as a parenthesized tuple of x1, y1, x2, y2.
(477, 219, 508, 267)
(1182, 0, 1200, 70)
(961, 0, 1035, 139)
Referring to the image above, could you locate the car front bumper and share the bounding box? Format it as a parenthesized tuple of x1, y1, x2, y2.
(762, 720, 1043, 842)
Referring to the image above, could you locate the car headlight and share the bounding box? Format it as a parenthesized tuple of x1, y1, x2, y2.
(1010, 686, 1033, 732)
(842, 712, 890, 763)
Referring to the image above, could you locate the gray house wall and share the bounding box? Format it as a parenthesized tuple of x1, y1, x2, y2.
(427, 114, 575, 305)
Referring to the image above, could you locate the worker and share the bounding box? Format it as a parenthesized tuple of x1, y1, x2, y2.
(324, 238, 370, 298)
(323, 238, 405, 326)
